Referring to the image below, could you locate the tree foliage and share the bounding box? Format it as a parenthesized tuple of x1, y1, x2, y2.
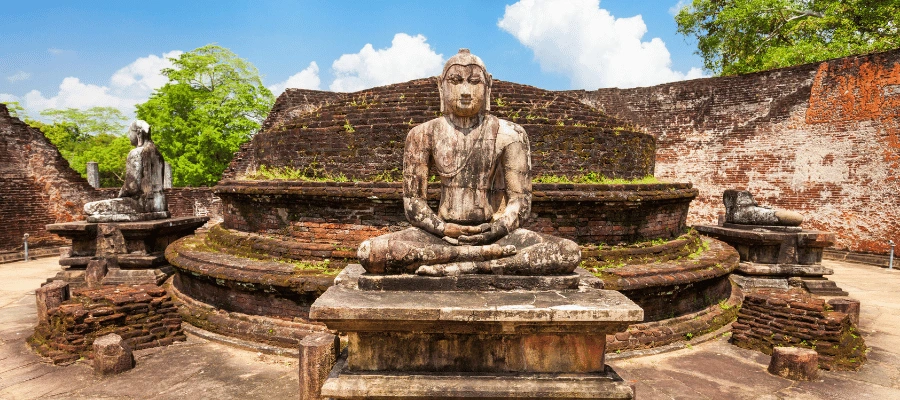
(136, 44, 275, 187)
(675, 0, 900, 75)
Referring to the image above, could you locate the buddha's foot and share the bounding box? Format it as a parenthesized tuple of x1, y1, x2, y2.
(416, 262, 480, 276)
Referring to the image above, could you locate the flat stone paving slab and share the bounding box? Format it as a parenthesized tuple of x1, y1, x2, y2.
(1, 257, 898, 399)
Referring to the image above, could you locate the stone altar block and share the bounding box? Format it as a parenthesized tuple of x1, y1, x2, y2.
(310, 265, 642, 399)
(47, 216, 207, 287)
(695, 223, 846, 295)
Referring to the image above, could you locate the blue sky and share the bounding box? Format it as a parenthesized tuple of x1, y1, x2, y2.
(1, 0, 702, 119)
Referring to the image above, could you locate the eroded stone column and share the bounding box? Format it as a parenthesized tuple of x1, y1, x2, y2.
(86, 161, 100, 188)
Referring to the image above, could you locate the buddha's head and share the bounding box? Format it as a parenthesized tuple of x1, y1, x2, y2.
(128, 120, 152, 147)
(439, 49, 492, 118)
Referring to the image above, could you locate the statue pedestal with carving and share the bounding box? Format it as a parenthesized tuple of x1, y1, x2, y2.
(695, 223, 846, 295)
(310, 265, 642, 399)
(46, 216, 208, 288)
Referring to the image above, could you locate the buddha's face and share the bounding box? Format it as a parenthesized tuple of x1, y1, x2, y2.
(441, 64, 487, 118)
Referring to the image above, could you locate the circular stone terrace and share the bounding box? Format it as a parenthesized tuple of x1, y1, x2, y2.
(167, 78, 738, 354)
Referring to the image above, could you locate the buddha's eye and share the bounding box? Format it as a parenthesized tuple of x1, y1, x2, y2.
(468, 77, 482, 84)
(448, 74, 463, 84)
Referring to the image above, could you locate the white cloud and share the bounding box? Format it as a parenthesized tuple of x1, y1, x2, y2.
(669, 0, 690, 16)
(329, 33, 444, 92)
(0, 93, 20, 103)
(268, 61, 321, 95)
(7, 71, 31, 83)
(18, 50, 182, 118)
(110, 50, 182, 100)
(498, 0, 707, 89)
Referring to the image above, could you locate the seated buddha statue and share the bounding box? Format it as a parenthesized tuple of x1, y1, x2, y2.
(357, 49, 580, 276)
(83, 120, 169, 223)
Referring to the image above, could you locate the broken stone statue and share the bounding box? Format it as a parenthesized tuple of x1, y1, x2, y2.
(723, 189, 803, 226)
(357, 49, 580, 276)
(83, 120, 170, 222)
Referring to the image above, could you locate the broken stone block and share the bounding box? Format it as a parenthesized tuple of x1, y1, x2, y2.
(299, 332, 339, 400)
(35, 280, 69, 322)
(828, 298, 861, 326)
(85, 258, 113, 288)
(93, 333, 134, 375)
(768, 346, 819, 381)
(95, 224, 127, 256)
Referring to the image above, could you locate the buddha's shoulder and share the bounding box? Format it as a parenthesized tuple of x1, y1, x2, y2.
(495, 117, 528, 143)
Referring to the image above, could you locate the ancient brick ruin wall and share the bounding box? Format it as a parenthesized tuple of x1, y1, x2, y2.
(0, 104, 221, 255)
(29, 284, 184, 364)
(572, 49, 900, 255)
(217, 181, 696, 251)
(224, 79, 655, 182)
(0, 104, 103, 254)
(731, 290, 866, 370)
(164, 188, 222, 222)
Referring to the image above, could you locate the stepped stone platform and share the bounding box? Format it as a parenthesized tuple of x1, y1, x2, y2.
(696, 223, 847, 296)
(311, 265, 642, 399)
(46, 216, 207, 287)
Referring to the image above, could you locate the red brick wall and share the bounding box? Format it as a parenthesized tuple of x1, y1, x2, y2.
(571, 49, 900, 254)
(0, 104, 103, 253)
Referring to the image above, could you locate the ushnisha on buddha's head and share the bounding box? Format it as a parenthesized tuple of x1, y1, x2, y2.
(439, 49, 492, 126)
(127, 120, 152, 147)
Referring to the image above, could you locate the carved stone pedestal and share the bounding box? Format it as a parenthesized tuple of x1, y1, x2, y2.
(310, 265, 643, 399)
(46, 216, 207, 287)
(695, 224, 846, 295)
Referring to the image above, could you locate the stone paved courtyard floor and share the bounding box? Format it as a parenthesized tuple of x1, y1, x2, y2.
(1, 257, 898, 399)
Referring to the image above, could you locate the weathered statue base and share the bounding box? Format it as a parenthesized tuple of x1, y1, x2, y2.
(696, 223, 847, 295)
(46, 216, 207, 288)
(310, 265, 642, 399)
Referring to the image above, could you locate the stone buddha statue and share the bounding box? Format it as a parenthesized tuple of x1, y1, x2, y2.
(83, 120, 169, 223)
(723, 189, 803, 226)
(357, 49, 580, 276)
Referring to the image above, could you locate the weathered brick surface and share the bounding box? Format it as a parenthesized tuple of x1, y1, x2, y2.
(223, 79, 656, 182)
(606, 279, 742, 352)
(216, 180, 696, 250)
(0, 104, 104, 253)
(28, 284, 185, 364)
(570, 49, 900, 255)
(731, 289, 866, 370)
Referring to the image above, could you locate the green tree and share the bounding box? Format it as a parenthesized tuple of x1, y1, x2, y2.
(136, 44, 275, 186)
(40, 107, 128, 136)
(675, 0, 900, 76)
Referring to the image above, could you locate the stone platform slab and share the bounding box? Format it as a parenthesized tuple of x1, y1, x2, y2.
(321, 357, 635, 400)
(737, 262, 833, 277)
(313, 266, 643, 335)
(46, 216, 207, 287)
(696, 224, 835, 265)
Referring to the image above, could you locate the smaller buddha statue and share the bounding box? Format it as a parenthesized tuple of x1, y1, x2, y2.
(83, 120, 169, 223)
(723, 189, 803, 226)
